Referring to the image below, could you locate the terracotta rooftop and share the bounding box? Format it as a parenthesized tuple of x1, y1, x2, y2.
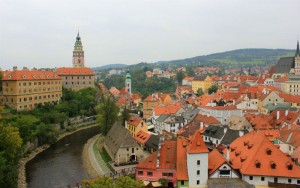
(230, 131, 300, 178)
(55, 67, 94, 75)
(2, 70, 61, 81)
(176, 138, 189, 180)
(134, 130, 151, 144)
(188, 130, 209, 154)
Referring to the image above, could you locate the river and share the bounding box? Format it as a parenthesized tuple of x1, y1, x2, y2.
(26, 126, 100, 188)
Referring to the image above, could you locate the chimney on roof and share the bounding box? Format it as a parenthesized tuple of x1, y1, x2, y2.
(285, 110, 288, 117)
(224, 127, 228, 134)
(233, 100, 236, 105)
(277, 111, 280, 120)
(226, 146, 230, 161)
(239, 131, 244, 137)
(200, 122, 204, 130)
(13, 66, 18, 71)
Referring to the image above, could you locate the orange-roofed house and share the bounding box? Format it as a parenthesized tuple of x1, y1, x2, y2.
(134, 130, 151, 149)
(143, 94, 161, 119)
(229, 131, 300, 186)
(1, 67, 62, 111)
(146, 71, 153, 78)
(127, 116, 148, 137)
(55, 67, 95, 90)
(176, 137, 189, 187)
(182, 76, 194, 86)
(192, 75, 213, 93)
(175, 85, 194, 99)
(135, 140, 177, 187)
(187, 130, 209, 187)
(109, 87, 120, 96)
(208, 149, 239, 178)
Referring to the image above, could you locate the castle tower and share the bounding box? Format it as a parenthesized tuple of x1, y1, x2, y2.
(73, 32, 85, 68)
(294, 41, 300, 75)
(125, 70, 131, 94)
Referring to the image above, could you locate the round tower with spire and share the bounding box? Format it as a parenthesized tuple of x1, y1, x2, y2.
(73, 32, 85, 68)
(125, 70, 131, 94)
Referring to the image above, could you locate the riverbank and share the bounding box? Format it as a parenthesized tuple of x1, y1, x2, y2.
(18, 123, 99, 188)
(82, 134, 112, 179)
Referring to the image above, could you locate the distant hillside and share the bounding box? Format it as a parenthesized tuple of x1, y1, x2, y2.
(94, 48, 295, 70)
(156, 48, 295, 67)
(92, 64, 127, 70)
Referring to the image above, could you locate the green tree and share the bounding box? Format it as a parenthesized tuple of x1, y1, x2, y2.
(176, 71, 184, 84)
(115, 176, 144, 188)
(196, 88, 204, 96)
(0, 124, 23, 160)
(208, 85, 218, 94)
(119, 106, 130, 127)
(0, 72, 2, 92)
(83, 176, 114, 188)
(96, 97, 119, 135)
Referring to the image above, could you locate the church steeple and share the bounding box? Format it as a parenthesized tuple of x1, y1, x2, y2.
(125, 70, 132, 94)
(296, 40, 300, 57)
(73, 32, 85, 68)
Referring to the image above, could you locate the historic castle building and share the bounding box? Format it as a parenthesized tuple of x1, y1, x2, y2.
(55, 32, 94, 90)
(1, 67, 62, 111)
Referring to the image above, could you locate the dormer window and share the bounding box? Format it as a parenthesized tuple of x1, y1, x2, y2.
(287, 162, 293, 170)
(243, 141, 249, 146)
(46, 75, 50, 78)
(33, 75, 37, 79)
(266, 148, 272, 155)
(248, 143, 253, 149)
(40, 75, 43, 78)
(22, 75, 26, 79)
(270, 161, 276, 169)
(255, 160, 261, 168)
(8, 75, 12, 79)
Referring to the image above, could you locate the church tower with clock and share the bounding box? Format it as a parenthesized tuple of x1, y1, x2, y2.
(73, 32, 85, 68)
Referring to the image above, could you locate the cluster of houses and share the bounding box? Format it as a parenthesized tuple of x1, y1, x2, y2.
(100, 42, 300, 187)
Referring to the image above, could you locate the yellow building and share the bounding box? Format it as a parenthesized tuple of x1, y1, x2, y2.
(127, 116, 148, 137)
(192, 75, 213, 93)
(1, 68, 62, 111)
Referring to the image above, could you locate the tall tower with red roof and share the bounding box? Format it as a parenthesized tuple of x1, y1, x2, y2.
(72, 32, 85, 68)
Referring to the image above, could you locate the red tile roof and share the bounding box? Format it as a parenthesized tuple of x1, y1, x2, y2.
(208, 149, 227, 175)
(109, 87, 120, 95)
(134, 130, 151, 144)
(278, 130, 300, 148)
(230, 131, 300, 178)
(244, 114, 273, 130)
(188, 130, 209, 154)
(176, 138, 189, 180)
(154, 104, 183, 116)
(128, 116, 143, 127)
(2, 70, 61, 80)
(143, 95, 160, 102)
(136, 140, 177, 169)
(55, 67, 94, 75)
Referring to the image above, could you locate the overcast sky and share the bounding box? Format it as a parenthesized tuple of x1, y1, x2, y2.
(1, 0, 300, 70)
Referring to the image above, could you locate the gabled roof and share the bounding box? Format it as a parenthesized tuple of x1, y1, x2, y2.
(273, 57, 294, 74)
(109, 87, 120, 95)
(55, 67, 94, 75)
(208, 149, 227, 175)
(143, 95, 160, 102)
(188, 130, 209, 154)
(104, 122, 139, 158)
(128, 116, 143, 127)
(203, 125, 226, 139)
(221, 129, 249, 145)
(229, 131, 300, 178)
(136, 140, 177, 170)
(176, 138, 189, 180)
(2, 70, 61, 80)
(278, 130, 300, 148)
(134, 130, 151, 144)
(145, 134, 159, 150)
